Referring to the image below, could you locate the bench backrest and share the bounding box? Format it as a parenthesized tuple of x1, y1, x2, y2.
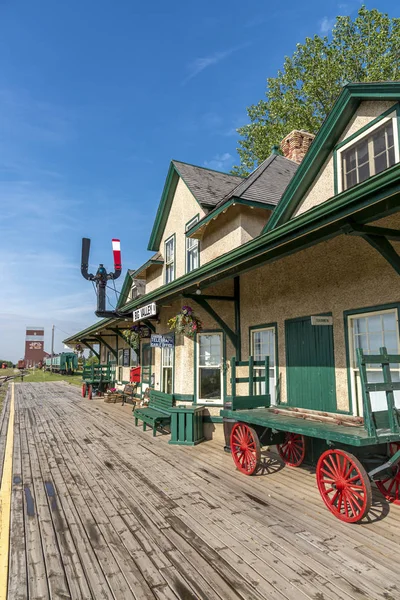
(149, 390, 174, 411)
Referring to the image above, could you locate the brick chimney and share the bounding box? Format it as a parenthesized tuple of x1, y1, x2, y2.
(280, 130, 315, 164)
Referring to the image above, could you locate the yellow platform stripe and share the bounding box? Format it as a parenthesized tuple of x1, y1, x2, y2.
(0, 382, 15, 600)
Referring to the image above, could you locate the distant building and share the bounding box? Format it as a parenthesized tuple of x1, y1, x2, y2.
(25, 326, 46, 367)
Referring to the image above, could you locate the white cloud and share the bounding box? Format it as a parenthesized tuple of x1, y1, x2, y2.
(203, 152, 234, 171)
(182, 43, 250, 84)
(320, 16, 335, 34)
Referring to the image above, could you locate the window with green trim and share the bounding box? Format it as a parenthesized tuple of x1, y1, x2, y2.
(186, 216, 199, 273)
(347, 308, 400, 416)
(161, 346, 173, 393)
(165, 236, 175, 283)
(338, 111, 399, 193)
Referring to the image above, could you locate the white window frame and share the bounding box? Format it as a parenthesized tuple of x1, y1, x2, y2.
(186, 216, 199, 273)
(165, 235, 175, 284)
(347, 308, 400, 416)
(337, 111, 399, 194)
(250, 326, 277, 404)
(197, 332, 224, 405)
(161, 345, 174, 394)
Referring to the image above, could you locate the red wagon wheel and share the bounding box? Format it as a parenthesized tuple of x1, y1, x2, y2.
(230, 423, 261, 476)
(277, 433, 306, 467)
(375, 442, 400, 505)
(316, 449, 371, 523)
(81, 383, 87, 398)
(87, 384, 93, 400)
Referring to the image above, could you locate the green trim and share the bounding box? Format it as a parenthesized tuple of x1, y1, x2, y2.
(264, 82, 400, 231)
(164, 233, 176, 285)
(185, 214, 200, 274)
(64, 317, 117, 344)
(131, 258, 164, 279)
(333, 103, 400, 195)
(94, 336, 118, 359)
(159, 333, 175, 394)
(234, 277, 241, 361)
(81, 340, 100, 360)
(343, 302, 400, 417)
(121, 163, 400, 317)
(186, 197, 274, 238)
(284, 312, 338, 413)
(189, 296, 237, 350)
(249, 322, 279, 404)
(147, 164, 179, 252)
(194, 329, 226, 405)
(148, 158, 236, 252)
(174, 394, 194, 402)
(336, 103, 399, 151)
(116, 271, 133, 309)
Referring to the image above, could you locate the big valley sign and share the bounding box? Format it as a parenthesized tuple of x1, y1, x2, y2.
(133, 303, 157, 323)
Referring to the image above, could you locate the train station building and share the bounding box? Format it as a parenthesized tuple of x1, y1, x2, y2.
(64, 82, 400, 430)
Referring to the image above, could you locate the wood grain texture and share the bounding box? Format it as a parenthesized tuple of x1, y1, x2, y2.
(3, 381, 400, 600)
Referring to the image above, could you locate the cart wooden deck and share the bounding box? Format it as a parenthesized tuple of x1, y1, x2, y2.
(220, 406, 400, 446)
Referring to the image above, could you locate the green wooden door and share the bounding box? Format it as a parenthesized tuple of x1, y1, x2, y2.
(285, 315, 337, 412)
(141, 343, 152, 387)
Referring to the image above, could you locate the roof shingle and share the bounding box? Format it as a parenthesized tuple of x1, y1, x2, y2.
(172, 160, 242, 208)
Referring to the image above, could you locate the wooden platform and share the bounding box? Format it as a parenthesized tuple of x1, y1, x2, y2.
(1, 382, 400, 599)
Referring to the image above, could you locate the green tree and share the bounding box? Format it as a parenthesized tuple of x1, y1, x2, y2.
(233, 6, 400, 176)
(86, 355, 99, 367)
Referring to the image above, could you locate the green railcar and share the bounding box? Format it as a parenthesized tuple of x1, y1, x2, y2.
(45, 352, 78, 374)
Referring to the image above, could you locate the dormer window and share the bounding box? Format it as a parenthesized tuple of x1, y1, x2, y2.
(337, 110, 399, 193)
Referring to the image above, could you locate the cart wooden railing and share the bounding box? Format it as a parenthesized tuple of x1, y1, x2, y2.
(230, 356, 270, 409)
(357, 346, 400, 438)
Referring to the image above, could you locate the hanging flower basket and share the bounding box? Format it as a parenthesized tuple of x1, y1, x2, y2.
(75, 343, 83, 353)
(122, 325, 149, 349)
(168, 306, 202, 339)
(122, 326, 141, 350)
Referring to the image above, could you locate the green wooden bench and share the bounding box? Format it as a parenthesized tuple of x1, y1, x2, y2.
(133, 390, 175, 436)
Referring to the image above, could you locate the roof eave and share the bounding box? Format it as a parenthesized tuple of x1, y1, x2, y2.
(264, 82, 400, 233)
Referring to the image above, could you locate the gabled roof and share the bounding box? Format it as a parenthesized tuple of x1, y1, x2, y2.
(172, 160, 242, 208)
(227, 154, 298, 205)
(264, 81, 400, 232)
(186, 154, 298, 238)
(147, 160, 242, 251)
(116, 254, 164, 309)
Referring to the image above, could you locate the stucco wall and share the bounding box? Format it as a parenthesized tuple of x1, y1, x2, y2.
(158, 177, 206, 283)
(201, 206, 268, 264)
(294, 100, 397, 217)
(240, 213, 400, 413)
(151, 280, 236, 402)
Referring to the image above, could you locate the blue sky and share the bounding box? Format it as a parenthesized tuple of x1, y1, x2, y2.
(0, 0, 398, 361)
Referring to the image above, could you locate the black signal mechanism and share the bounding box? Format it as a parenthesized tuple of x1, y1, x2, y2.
(81, 237, 122, 318)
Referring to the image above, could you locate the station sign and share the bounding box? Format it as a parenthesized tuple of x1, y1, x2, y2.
(133, 302, 157, 323)
(311, 316, 333, 326)
(151, 334, 174, 349)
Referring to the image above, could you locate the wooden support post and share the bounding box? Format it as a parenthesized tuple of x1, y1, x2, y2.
(264, 356, 270, 397)
(188, 296, 238, 351)
(248, 356, 253, 396)
(93, 336, 118, 359)
(234, 276, 241, 360)
(81, 340, 100, 360)
(231, 357, 236, 399)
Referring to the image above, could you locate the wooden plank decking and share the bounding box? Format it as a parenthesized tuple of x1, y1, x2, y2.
(1, 382, 399, 599)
